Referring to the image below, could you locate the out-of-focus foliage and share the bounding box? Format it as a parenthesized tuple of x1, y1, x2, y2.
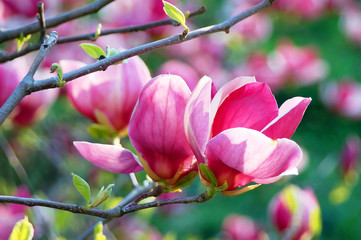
(1, 0, 361, 239)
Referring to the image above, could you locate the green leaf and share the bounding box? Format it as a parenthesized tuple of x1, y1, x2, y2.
(50, 63, 65, 87)
(72, 173, 91, 207)
(9, 216, 34, 240)
(162, 0, 189, 31)
(79, 43, 105, 59)
(94, 222, 107, 240)
(94, 23, 102, 41)
(167, 171, 198, 192)
(88, 184, 114, 209)
(15, 33, 31, 52)
(199, 163, 218, 187)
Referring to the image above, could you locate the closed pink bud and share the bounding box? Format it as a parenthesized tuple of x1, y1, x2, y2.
(64, 55, 151, 135)
(129, 74, 197, 186)
(269, 185, 322, 240)
(185, 76, 311, 194)
(222, 214, 269, 240)
(0, 58, 59, 127)
(341, 135, 360, 181)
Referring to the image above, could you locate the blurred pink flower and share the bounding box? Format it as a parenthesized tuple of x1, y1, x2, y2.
(235, 52, 287, 91)
(185, 76, 311, 195)
(269, 185, 322, 240)
(341, 7, 361, 46)
(157, 60, 200, 91)
(340, 135, 360, 181)
(222, 214, 269, 240)
(63, 55, 151, 135)
(113, 216, 162, 240)
(129, 74, 197, 186)
(0, 57, 59, 127)
(0, 186, 30, 240)
(273, 0, 328, 19)
(229, 0, 272, 42)
(272, 40, 328, 86)
(320, 79, 361, 119)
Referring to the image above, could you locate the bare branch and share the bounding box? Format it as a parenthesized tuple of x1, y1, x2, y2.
(0, 188, 210, 219)
(0, 0, 114, 44)
(0, 32, 58, 124)
(0, 0, 274, 126)
(0, 6, 206, 63)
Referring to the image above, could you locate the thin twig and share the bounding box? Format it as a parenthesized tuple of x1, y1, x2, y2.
(0, 0, 274, 126)
(57, 6, 206, 44)
(0, 0, 114, 43)
(0, 6, 206, 63)
(37, 2, 47, 40)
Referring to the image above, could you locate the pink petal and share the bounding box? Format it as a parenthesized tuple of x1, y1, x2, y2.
(62, 60, 97, 121)
(129, 74, 195, 179)
(73, 141, 143, 174)
(210, 76, 256, 125)
(184, 76, 212, 163)
(211, 82, 279, 137)
(205, 128, 302, 182)
(261, 97, 311, 139)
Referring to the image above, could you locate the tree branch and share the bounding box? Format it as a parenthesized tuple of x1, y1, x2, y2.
(0, 184, 211, 219)
(0, 0, 114, 44)
(0, 32, 58, 124)
(0, 0, 274, 126)
(0, 6, 206, 63)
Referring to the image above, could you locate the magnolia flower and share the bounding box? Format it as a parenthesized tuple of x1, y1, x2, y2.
(64, 55, 151, 135)
(273, 0, 328, 19)
(74, 74, 197, 188)
(0, 57, 59, 127)
(272, 40, 328, 86)
(320, 79, 361, 119)
(128, 74, 197, 186)
(340, 135, 360, 182)
(185, 76, 311, 195)
(221, 214, 269, 240)
(269, 185, 322, 240)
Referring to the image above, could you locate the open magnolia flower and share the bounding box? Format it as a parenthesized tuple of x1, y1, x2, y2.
(74, 74, 197, 189)
(185, 76, 311, 195)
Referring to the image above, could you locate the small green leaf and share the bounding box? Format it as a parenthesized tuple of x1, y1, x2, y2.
(80, 43, 106, 59)
(9, 216, 34, 240)
(94, 23, 102, 41)
(88, 183, 114, 209)
(167, 171, 197, 192)
(15, 33, 31, 52)
(163, 0, 189, 31)
(50, 63, 65, 87)
(199, 163, 218, 187)
(94, 222, 107, 240)
(72, 173, 91, 207)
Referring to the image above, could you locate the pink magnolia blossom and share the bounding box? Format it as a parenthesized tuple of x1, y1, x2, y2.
(272, 40, 328, 86)
(340, 135, 360, 181)
(0, 57, 59, 127)
(235, 52, 287, 91)
(269, 185, 322, 240)
(129, 74, 197, 186)
(74, 74, 198, 187)
(341, 7, 361, 46)
(273, 0, 328, 19)
(320, 79, 361, 119)
(222, 214, 269, 240)
(157, 60, 200, 91)
(185, 76, 311, 195)
(64, 55, 151, 135)
(229, 0, 272, 42)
